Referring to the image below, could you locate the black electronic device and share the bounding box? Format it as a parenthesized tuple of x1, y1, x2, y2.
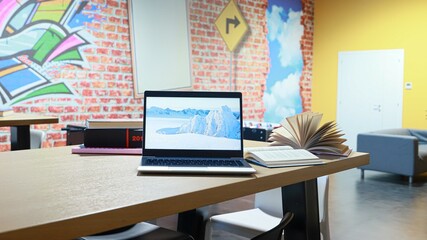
(243, 127, 271, 142)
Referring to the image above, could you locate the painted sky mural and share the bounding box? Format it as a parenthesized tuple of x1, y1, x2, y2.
(0, 0, 95, 106)
(264, 0, 304, 123)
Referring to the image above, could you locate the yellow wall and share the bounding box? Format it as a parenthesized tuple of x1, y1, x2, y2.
(312, 0, 427, 128)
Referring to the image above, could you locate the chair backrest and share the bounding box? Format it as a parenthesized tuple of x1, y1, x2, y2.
(251, 212, 294, 240)
(30, 130, 46, 149)
(254, 175, 329, 220)
(254, 187, 283, 217)
(317, 175, 329, 222)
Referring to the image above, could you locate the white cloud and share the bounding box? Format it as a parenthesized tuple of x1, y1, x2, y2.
(278, 10, 303, 68)
(263, 72, 302, 122)
(267, 7, 304, 68)
(267, 5, 283, 42)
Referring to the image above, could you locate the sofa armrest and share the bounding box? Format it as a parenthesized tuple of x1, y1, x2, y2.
(357, 133, 418, 175)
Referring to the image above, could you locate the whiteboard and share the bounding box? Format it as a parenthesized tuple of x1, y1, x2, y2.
(128, 0, 192, 98)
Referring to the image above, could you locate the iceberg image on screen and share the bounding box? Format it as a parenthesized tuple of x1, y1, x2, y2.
(145, 98, 241, 150)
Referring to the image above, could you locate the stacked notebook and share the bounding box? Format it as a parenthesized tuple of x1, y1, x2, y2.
(71, 118, 143, 155)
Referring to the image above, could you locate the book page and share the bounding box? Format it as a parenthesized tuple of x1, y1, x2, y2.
(256, 149, 319, 161)
(296, 114, 305, 146)
(281, 116, 302, 146)
(268, 127, 300, 149)
(245, 145, 293, 153)
(305, 112, 323, 142)
(305, 121, 335, 148)
(246, 148, 319, 163)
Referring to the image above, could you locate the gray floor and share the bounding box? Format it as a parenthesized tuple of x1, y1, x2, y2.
(157, 169, 427, 239)
(328, 169, 427, 240)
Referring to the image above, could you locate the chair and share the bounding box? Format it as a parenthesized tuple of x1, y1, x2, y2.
(251, 212, 294, 240)
(205, 175, 330, 240)
(78, 222, 194, 240)
(30, 129, 46, 149)
(357, 128, 427, 184)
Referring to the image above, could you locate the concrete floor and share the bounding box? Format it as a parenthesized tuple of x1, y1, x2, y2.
(157, 168, 427, 240)
(328, 169, 427, 240)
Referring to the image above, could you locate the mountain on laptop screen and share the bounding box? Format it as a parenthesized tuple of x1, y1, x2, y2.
(144, 96, 241, 151)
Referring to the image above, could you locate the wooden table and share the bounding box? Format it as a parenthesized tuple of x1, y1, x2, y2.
(0, 114, 59, 150)
(0, 142, 369, 240)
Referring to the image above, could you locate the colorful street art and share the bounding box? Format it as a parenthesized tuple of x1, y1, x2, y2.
(0, 0, 94, 106)
(264, 0, 304, 123)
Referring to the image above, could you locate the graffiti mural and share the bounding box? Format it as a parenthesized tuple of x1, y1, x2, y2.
(263, 0, 304, 123)
(0, 0, 95, 106)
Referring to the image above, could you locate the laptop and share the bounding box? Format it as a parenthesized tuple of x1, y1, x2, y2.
(137, 90, 256, 174)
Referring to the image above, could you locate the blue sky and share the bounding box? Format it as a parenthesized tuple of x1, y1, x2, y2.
(263, 0, 303, 123)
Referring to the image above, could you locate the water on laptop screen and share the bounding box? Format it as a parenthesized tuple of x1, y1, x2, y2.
(144, 96, 242, 151)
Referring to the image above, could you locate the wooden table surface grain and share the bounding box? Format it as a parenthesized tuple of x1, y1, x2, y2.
(0, 113, 58, 127)
(0, 141, 369, 240)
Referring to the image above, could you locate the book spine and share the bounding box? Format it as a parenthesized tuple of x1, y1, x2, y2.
(84, 128, 143, 148)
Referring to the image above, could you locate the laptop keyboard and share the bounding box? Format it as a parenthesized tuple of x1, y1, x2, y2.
(145, 158, 245, 167)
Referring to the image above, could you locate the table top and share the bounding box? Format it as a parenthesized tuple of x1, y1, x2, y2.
(0, 141, 369, 240)
(0, 113, 59, 127)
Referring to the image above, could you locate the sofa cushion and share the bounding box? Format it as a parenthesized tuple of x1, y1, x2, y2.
(418, 144, 427, 160)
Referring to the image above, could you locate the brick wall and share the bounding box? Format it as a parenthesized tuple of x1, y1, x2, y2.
(300, 0, 315, 112)
(0, 0, 314, 151)
(189, 0, 269, 120)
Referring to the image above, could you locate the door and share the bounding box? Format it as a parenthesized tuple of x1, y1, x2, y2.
(337, 49, 404, 150)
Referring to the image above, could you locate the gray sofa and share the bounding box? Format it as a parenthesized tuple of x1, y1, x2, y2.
(357, 128, 427, 184)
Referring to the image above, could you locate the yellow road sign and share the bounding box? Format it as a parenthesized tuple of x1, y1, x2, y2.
(215, 0, 249, 52)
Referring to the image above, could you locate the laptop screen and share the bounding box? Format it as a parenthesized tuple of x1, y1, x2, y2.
(143, 91, 243, 158)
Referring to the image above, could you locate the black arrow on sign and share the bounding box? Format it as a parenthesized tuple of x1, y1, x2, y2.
(226, 16, 240, 34)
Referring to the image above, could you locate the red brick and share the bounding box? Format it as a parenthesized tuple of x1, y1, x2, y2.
(111, 50, 122, 56)
(86, 56, 99, 63)
(115, 9, 123, 16)
(97, 48, 109, 55)
(109, 16, 121, 24)
(88, 73, 101, 79)
(107, 0, 119, 8)
(92, 64, 106, 71)
(107, 65, 120, 72)
(101, 56, 112, 64)
(103, 24, 116, 32)
(117, 26, 128, 33)
(107, 33, 119, 40)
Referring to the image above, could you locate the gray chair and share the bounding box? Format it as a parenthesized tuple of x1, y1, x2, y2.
(205, 176, 330, 240)
(251, 212, 294, 240)
(30, 129, 46, 149)
(357, 128, 427, 183)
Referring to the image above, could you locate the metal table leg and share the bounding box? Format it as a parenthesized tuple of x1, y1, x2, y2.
(10, 125, 30, 150)
(282, 179, 321, 240)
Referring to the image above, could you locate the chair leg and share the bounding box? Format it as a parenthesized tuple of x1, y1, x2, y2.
(320, 221, 331, 240)
(204, 220, 212, 240)
(360, 169, 365, 179)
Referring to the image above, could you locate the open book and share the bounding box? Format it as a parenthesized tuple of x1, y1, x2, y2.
(244, 146, 324, 168)
(268, 112, 351, 156)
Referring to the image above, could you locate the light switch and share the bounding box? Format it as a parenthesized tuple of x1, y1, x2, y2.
(405, 82, 412, 90)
